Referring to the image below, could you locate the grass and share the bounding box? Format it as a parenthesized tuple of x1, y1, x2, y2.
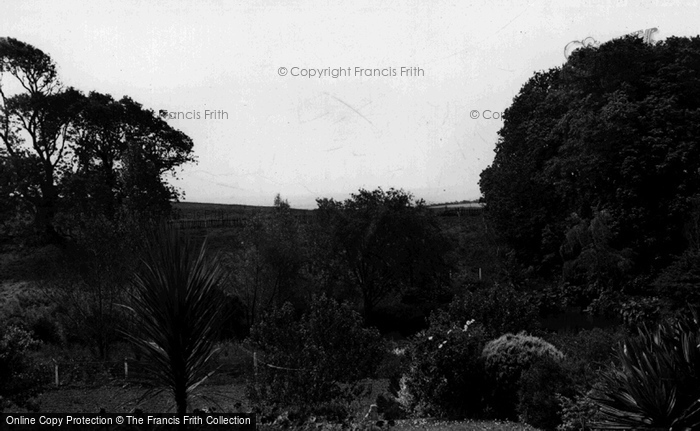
(12, 385, 539, 430)
(8, 383, 247, 414)
(4, 340, 541, 430)
(389, 419, 538, 430)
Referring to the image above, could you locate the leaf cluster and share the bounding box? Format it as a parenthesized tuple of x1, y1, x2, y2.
(592, 309, 700, 430)
(121, 226, 226, 415)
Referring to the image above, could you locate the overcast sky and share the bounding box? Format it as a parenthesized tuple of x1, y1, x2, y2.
(3, 0, 699, 208)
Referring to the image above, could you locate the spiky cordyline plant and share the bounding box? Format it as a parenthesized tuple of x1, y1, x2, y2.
(591, 309, 700, 430)
(121, 226, 226, 416)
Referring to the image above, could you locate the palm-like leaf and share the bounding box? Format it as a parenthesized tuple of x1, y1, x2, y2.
(120, 226, 226, 416)
(592, 310, 700, 430)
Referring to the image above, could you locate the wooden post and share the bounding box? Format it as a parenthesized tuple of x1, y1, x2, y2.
(124, 358, 128, 380)
(53, 359, 59, 386)
(479, 268, 482, 280)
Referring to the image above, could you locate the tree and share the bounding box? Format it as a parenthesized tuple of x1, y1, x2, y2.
(223, 194, 309, 328)
(0, 37, 82, 241)
(316, 187, 453, 321)
(480, 36, 700, 303)
(0, 38, 195, 242)
(121, 226, 226, 416)
(46, 213, 149, 360)
(63, 92, 195, 224)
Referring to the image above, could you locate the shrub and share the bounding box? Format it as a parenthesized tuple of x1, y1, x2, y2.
(399, 319, 488, 419)
(482, 332, 564, 419)
(538, 327, 625, 430)
(546, 327, 624, 390)
(591, 310, 700, 429)
(517, 355, 574, 430)
(0, 325, 44, 411)
(376, 393, 407, 421)
(443, 283, 540, 338)
(2, 290, 65, 346)
(376, 340, 411, 401)
(556, 391, 600, 431)
(28, 315, 64, 345)
(247, 294, 382, 419)
(547, 327, 622, 366)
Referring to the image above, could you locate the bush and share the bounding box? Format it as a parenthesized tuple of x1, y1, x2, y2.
(28, 315, 64, 345)
(442, 283, 540, 338)
(376, 340, 411, 399)
(399, 319, 488, 419)
(537, 327, 625, 430)
(546, 327, 624, 390)
(547, 327, 622, 365)
(0, 325, 45, 411)
(1, 289, 65, 346)
(482, 332, 564, 419)
(376, 393, 407, 421)
(591, 310, 700, 429)
(247, 294, 382, 419)
(517, 355, 574, 430)
(556, 391, 600, 431)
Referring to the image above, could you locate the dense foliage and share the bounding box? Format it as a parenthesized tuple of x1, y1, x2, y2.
(398, 318, 487, 419)
(247, 294, 383, 419)
(480, 35, 700, 312)
(0, 325, 44, 411)
(223, 195, 311, 329)
(592, 310, 700, 429)
(546, 327, 624, 396)
(0, 37, 194, 243)
(517, 355, 574, 430)
(436, 283, 540, 338)
(482, 333, 564, 420)
(316, 188, 454, 321)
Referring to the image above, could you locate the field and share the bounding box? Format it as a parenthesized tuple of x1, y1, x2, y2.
(172, 201, 314, 219)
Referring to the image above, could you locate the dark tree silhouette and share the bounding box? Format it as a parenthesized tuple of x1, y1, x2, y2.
(317, 187, 453, 320)
(0, 38, 195, 242)
(480, 36, 700, 304)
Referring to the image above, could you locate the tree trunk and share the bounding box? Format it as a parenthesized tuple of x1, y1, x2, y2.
(34, 173, 61, 243)
(174, 382, 188, 425)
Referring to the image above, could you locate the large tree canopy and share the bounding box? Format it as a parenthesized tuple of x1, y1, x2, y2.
(480, 36, 700, 300)
(0, 38, 195, 242)
(316, 188, 453, 320)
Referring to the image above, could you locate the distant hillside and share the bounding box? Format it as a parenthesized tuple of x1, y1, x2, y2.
(171, 201, 500, 285)
(172, 201, 314, 219)
(428, 199, 482, 206)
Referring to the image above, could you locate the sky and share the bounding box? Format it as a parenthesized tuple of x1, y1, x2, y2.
(3, 0, 700, 208)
